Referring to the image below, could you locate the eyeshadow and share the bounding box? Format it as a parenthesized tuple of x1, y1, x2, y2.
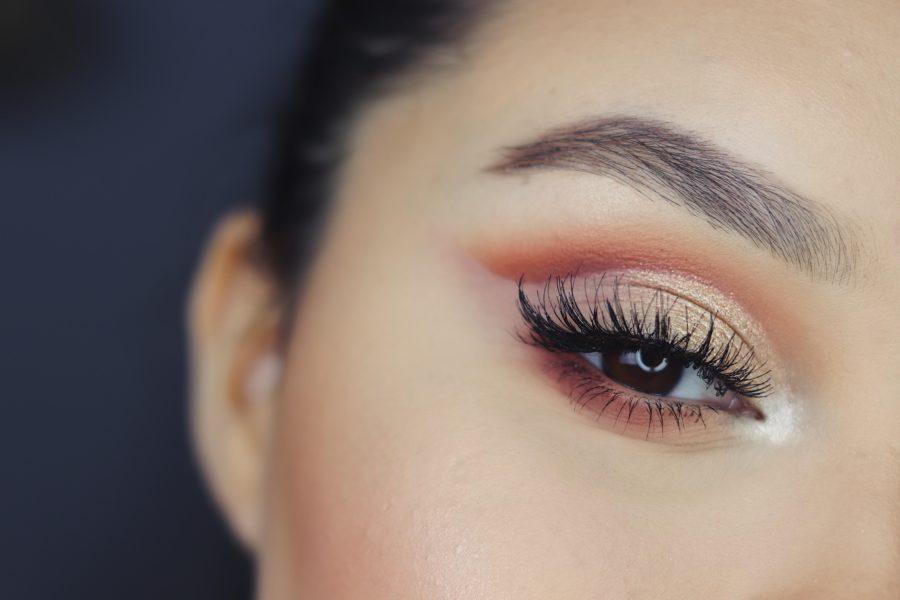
(464, 229, 816, 374)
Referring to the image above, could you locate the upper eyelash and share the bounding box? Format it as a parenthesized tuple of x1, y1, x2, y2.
(516, 273, 773, 398)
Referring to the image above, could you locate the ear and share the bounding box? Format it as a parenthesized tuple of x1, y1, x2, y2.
(187, 211, 283, 550)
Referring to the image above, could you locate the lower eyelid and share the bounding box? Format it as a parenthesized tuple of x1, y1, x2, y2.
(544, 354, 739, 443)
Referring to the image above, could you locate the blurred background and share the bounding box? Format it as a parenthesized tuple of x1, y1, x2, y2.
(1, 1, 320, 597)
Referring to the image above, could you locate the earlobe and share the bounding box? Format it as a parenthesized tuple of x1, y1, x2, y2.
(187, 211, 283, 551)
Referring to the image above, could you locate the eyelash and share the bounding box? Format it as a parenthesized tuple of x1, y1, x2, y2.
(516, 273, 772, 434)
(551, 361, 724, 433)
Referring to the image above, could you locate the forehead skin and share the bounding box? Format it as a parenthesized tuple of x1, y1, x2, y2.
(265, 1, 900, 598)
(358, 0, 900, 259)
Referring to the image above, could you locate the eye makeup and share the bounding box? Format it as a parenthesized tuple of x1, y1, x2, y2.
(515, 269, 798, 445)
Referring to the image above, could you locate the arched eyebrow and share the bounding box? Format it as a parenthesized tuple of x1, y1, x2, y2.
(489, 115, 861, 284)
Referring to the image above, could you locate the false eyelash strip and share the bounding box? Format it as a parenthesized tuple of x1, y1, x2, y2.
(517, 273, 773, 398)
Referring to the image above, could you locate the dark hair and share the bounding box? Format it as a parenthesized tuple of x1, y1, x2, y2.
(260, 0, 485, 291)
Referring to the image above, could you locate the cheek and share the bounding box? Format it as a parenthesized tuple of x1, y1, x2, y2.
(266, 366, 841, 600)
(267, 361, 627, 599)
(258, 254, 632, 598)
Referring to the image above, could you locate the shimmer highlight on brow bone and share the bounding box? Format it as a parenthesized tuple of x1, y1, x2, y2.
(491, 116, 859, 283)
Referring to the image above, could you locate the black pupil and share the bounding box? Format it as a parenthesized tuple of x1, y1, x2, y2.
(601, 347, 683, 395)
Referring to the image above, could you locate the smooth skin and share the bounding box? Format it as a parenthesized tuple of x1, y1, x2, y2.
(189, 1, 900, 598)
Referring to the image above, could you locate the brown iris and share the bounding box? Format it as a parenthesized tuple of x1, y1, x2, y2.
(601, 347, 684, 395)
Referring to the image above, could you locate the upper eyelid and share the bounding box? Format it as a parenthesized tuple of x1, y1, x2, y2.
(517, 273, 774, 398)
(524, 272, 748, 351)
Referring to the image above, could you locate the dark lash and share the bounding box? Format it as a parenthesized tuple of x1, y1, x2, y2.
(560, 362, 720, 434)
(516, 273, 773, 398)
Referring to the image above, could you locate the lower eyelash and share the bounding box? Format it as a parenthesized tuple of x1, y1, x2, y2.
(556, 358, 721, 438)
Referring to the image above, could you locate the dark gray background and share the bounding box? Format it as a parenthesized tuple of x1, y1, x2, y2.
(1, 1, 318, 598)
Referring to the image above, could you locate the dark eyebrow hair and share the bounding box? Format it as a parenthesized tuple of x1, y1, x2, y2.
(490, 115, 860, 283)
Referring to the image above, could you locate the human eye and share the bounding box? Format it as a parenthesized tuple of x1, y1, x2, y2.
(517, 272, 777, 444)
